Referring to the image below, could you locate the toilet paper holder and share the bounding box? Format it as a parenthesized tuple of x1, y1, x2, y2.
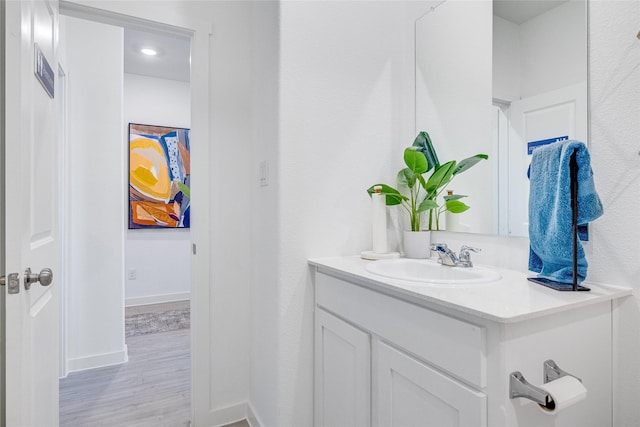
(510, 359, 582, 406)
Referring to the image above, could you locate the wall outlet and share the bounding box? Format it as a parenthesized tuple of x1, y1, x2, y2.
(127, 269, 137, 280)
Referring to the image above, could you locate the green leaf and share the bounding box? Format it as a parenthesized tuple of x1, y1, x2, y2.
(397, 168, 416, 189)
(417, 198, 438, 213)
(415, 173, 427, 190)
(177, 182, 191, 199)
(453, 154, 488, 175)
(366, 184, 407, 206)
(425, 161, 456, 193)
(403, 147, 428, 174)
(412, 131, 440, 171)
(445, 199, 470, 213)
(443, 194, 467, 202)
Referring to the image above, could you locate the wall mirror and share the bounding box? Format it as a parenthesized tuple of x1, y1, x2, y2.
(415, 0, 587, 237)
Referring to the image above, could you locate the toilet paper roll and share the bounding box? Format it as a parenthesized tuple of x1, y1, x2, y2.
(537, 376, 587, 415)
(371, 191, 388, 254)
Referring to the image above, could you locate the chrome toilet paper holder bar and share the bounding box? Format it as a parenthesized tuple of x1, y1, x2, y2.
(543, 359, 581, 384)
(510, 359, 582, 405)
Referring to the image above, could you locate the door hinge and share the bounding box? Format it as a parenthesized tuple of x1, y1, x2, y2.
(192, 243, 197, 255)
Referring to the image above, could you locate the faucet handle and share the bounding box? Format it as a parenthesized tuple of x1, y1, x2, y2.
(458, 245, 481, 266)
(430, 243, 448, 252)
(430, 243, 458, 266)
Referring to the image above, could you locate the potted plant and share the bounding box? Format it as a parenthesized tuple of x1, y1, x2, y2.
(367, 131, 487, 257)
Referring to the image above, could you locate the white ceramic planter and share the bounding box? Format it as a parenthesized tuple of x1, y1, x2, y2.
(403, 230, 431, 259)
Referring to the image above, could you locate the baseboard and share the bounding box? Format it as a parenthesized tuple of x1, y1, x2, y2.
(209, 402, 251, 427)
(125, 292, 190, 307)
(206, 401, 263, 427)
(66, 345, 128, 373)
(246, 402, 264, 427)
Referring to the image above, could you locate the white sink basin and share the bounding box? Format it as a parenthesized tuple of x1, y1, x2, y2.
(365, 258, 501, 285)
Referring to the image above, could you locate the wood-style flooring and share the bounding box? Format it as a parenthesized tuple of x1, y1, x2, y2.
(59, 328, 191, 426)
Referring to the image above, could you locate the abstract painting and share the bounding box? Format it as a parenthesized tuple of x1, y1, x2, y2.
(129, 123, 191, 229)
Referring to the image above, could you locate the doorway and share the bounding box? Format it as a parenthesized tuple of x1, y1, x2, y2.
(56, 7, 193, 425)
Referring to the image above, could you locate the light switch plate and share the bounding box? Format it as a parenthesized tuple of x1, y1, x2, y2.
(259, 160, 269, 187)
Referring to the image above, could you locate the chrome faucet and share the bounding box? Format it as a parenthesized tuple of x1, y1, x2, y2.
(430, 243, 480, 268)
(430, 243, 459, 266)
(458, 245, 480, 267)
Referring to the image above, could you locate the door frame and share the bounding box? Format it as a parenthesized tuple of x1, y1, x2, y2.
(57, 2, 211, 424)
(0, 0, 6, 420)
(57, 63, 69, 378)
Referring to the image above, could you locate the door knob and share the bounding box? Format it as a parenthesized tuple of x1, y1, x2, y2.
(24, 267, 53, 290)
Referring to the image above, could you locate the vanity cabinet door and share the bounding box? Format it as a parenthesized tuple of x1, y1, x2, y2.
(375, 341, 486, 427)
(315, 308, 371, 427)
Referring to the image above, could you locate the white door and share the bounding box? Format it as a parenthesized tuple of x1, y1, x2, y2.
(315, 308, 370, 427)
(507, 82, 587, 237)
(375, 341, 486, 427)
(3, 0, 60, 425)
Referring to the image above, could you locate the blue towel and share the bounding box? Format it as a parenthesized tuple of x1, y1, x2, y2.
(528, 140, 603, 283)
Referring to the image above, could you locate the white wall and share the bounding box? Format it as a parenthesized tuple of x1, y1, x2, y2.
(519, 0, 586, 99)
(249, 2, 279, 426)
(124, 73, 191, 306)
(252, 2, 420, 425)
(493, 1, 586, 101)
(63, 16, 127, 372)
(588, 1, 640, 425)
(204, 2, 253, 423)
(493, 15, 521, 102)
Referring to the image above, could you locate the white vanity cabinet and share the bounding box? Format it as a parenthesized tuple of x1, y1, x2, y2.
(314, 272, 487, 427)
(315, 308, 371, 427)
(375, 340, 486, 427)
(315, 305, 486, 427)
(311, 257, 631, 427)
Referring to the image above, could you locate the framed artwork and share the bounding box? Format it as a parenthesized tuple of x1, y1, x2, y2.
(128, 123, 191, 229)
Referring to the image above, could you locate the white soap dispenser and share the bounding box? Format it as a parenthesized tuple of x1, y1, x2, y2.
(444, 190, 470, 232)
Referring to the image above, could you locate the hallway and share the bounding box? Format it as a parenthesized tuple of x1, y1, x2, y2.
(59, 304, 190, 426)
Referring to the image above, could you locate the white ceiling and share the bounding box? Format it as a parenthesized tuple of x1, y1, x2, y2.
(493, 0, 569, 25)
(122, 1, 567, 82)
(124, 27, 191, 83)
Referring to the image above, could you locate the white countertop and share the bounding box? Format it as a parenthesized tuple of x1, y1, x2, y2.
(309, 256, 632, 323)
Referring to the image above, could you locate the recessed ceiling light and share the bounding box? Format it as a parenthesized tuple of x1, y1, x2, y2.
(141, 48, 157, 56)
